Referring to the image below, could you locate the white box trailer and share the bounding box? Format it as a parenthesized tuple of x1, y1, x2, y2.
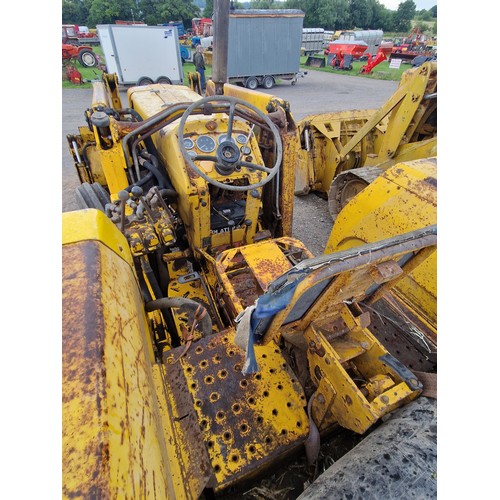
(96, 24, 184, 86)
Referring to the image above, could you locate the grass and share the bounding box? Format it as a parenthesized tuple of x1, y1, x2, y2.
(62, 45, 407, 90)
(299, 55, 410, 81)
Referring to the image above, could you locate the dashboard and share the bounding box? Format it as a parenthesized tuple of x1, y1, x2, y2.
(182, 133, 251, 154)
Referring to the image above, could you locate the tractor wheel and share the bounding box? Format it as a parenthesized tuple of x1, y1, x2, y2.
(75, 182, 110, 212)
(137, 77, 154, 86)
(78, 50, 97, 68)
(244, 77, 259, 90)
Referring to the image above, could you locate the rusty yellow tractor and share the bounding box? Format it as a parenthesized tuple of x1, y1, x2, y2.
(63, 60, 437, 498)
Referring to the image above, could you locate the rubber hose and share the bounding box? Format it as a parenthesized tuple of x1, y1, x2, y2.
(125, 172, 154, 192)
(140, 151, 175, 191)
(145, 297, 212, 338)
(141, 160, 166, 188)
(81, 142, 95, 165)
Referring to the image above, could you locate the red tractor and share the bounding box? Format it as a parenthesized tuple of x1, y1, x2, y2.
(62, 43, 98, 68)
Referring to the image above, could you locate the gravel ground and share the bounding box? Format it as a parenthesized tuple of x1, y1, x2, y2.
(62, 70, 399, 256)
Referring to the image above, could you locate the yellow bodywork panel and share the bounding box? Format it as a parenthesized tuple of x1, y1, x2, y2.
(62, 208, 133, 267)
(325, 158, 437, 332)
(206, 81, 286, 115)
(127, 83, 201, 116)
(215, 237, 314, 317)
(62, 210, 212, 499)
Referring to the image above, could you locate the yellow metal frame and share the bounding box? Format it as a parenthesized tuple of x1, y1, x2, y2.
(326, 159, 437, 332)
(294, 62, 437, 196)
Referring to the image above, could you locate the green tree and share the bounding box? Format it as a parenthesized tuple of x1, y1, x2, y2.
(136, 0, 200, 26)
(349, 0, 372, 28)
(429, 5, 437, 18)
(87, 0, 137, 26)
(62, 0, 89, 25)
(250, 0, 279, 8)
(203, 0, 213, 17)
(393, 0, 416, 32)
(284, 0, 350, 30)
(158, 0, 201, 24)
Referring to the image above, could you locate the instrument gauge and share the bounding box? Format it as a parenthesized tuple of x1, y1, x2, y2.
(218, 134, 236, 145)
(240, 145, 251, 155)
(236, 134, 248, 144)
(183, 137, 194, 150)
(196, 135, 216, 153)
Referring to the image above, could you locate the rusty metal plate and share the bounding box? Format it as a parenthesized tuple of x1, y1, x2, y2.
(163, 329, 310, 491)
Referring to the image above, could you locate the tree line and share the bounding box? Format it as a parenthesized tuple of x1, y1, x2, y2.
(62, 0, 437, 34)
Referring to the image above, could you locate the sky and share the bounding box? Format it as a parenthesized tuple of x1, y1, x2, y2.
(379, 0, 436, 9)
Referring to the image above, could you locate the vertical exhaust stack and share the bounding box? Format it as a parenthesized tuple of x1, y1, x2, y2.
(212, 0, 230, 94)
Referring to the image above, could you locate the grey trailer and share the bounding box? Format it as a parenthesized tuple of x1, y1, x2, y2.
(227, 10, 305, 89)
(301, 28, 325, 56)
(97, 24, 184, 86)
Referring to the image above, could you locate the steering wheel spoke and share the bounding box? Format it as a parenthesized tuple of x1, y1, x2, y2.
(191, 154, 218, 163)
(238, 160, 273, 174)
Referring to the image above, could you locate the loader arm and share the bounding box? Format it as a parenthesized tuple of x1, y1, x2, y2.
(295, 62, 437, 198)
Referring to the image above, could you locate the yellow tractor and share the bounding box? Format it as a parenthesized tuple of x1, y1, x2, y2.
(63, 68, 437, 498)
(294, 61, 437, 219)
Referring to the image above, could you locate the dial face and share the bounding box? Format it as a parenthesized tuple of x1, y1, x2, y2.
(240, 145, 251, 155)
(183, 137, 194, 150)
(218, 134, 236, 145)
(236, 134, 248, 144)
(196, 135, 216, 153)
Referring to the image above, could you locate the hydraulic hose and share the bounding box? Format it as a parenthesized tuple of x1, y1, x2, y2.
(125, 172, 154, 192)
(141, 159, 166, 188)
(145, 297, 213, 338)
(140, 151, 174, 191)
(141, 257, 180, 347)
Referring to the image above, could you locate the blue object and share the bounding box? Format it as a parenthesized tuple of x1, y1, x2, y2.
(180, 45, 189, 62)
(163, 21, 185, 37)
(241, 281, 300, 375)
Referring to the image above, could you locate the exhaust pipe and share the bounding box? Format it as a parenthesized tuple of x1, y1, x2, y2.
(212, 0, 230, 94)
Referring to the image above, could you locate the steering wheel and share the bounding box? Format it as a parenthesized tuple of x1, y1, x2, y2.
(177, 95, 283, 192)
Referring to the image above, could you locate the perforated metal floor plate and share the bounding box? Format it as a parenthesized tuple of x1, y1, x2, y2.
(163, 329, 310, 490)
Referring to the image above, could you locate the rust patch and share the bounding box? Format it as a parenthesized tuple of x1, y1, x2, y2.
(62, 242, 110, 498)
(164, 329, 309, 490)
(424, 176, 437, 188)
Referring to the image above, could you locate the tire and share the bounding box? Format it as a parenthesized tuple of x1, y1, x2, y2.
(298, 397, 437, 499)
(78, 50, 97, 68)
(75, 182, 110, 212)
(156, 76, 172, 85)
(244, 77, 258, 90)
(137, 77, 154, 86)
(262, 76, 274, 89)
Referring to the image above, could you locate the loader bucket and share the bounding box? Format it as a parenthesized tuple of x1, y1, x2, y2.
(305, 56, 326, 68)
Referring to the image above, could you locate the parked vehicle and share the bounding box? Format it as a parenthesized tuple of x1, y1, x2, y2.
(192, 17, 213, 36)
(301, 28, 324, 56)
(226, 9, 306, 89)
(96, 24, 184, 86)
(62, 24, 100, 46)
(62, 43, 98, 68)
